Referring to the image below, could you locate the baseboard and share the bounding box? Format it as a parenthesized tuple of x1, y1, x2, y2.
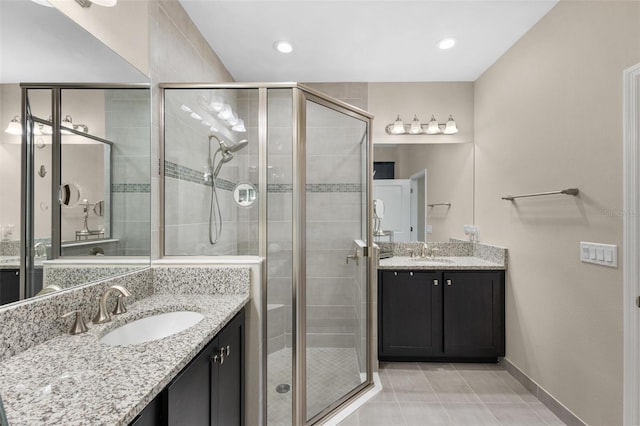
(502, 358, 587, 426)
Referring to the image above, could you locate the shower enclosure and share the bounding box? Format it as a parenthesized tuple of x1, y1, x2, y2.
(161, 84, 373, 425)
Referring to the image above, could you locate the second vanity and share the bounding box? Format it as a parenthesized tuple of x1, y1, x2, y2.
(377, 242, 507, 363)
(0, 265, 250, 426)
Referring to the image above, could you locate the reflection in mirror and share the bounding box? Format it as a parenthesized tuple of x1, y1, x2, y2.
(374, 142, 474, 242)
(58, 183, 84, 207)
(233, 183, 257, 207)
(0, 0, 151, 307)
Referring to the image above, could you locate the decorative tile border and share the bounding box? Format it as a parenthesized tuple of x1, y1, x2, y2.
(164, 161, 235, 191)
(111, 183, 151, 193)
(267, 183, 362, 193)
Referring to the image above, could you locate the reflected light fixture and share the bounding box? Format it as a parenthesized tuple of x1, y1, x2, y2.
(75, 0, 117, 7)
(443, 115, 459, 134)
(390, 115, 405, 135)
(5, 116, 22, 135)
(61, 115, 74, 134)
(438, 38, 456, 50)
(274, 41, 293, 54)
(409, 115, 422, 134)
(232, 119, 247, 133)
(385, 114, 459, 136)
(425, 115, 441, 135)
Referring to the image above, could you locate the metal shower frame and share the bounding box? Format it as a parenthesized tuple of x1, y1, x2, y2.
(159, 82, 375, 425)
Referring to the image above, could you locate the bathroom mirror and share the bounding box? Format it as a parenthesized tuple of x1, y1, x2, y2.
(233, 183, 257, 207)
(0, 0, 151, 306)
(373, 142, 474, 242)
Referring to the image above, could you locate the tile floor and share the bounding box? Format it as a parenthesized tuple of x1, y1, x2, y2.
(268, 347, 363, 426)
(337, 362, 566, 426)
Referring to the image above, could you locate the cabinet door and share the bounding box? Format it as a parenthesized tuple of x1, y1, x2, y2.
(379, 270, 443, 359)
(443, 271, 505, 359)
(130, 393, 163, 426)
(0, 270, 20, 305)
(211, 310, 244, 426)
(167, 338, 215, 426)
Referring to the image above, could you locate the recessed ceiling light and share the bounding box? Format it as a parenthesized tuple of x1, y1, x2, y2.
(274, 41, 293, 54)
(438, 38, 456, 50)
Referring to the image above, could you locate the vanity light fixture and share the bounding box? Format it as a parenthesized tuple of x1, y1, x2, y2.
(409, 115, 422, 134)
(426, 115, 440, 135)
(390, 115, 405, 135)
(4, 116, 22, 135)
(385, 114, 459, 136)
(75, 0, 117, 8)
(443, 115, 458, 135)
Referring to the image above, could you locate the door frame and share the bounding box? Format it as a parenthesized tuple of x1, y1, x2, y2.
(623, 62, 640, 426)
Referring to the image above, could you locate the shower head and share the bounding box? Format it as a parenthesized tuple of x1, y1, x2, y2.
(209, 134, 248, 153)
(220, 139, 248, 153)
(213, 151, 234, 178)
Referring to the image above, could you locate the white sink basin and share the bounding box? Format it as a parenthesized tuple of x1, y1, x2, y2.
(100, 311, 204, 346)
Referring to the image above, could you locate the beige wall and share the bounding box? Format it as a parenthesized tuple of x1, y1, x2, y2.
(50, 0, 149, 76)
(474, 2, 640, 424)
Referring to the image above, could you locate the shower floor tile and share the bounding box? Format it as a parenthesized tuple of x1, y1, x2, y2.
(268, 347, 363, 426)
(337, 362, 566, 426)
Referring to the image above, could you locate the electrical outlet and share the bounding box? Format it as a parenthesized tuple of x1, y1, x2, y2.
(426, 225, 433, 234)
(580, 242, 617, 268)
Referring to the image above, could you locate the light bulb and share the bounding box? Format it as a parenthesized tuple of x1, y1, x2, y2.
(180, 104, 192, 113)
(409, 115, 422, 134)
(426, 115, 441, 135)
(4, 116, 22, 135)
(217, 104, 234, 121)
(438, 38, 456, 50)
(209, 96, 225, 112)
(443, 115, 458, 135)
(390, 115, 405, 135)
(274, 41, 293, 54)
(232, 119, 246, 133)
(227, 113, 240, 127)
(190, 112, 202, 121)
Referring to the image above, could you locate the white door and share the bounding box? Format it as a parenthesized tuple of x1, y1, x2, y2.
(373, 179, 411, 242)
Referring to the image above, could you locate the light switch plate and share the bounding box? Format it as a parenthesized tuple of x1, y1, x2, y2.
(580, 242, 617, 268)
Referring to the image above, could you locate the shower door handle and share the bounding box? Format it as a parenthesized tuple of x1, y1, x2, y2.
(346, 248, 360, 265)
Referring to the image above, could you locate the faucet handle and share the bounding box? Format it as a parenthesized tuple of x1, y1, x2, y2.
(61, 310, 88, 335)
(112, 295, 128, 316)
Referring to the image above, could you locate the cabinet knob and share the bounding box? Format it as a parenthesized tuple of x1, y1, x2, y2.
(433, 280, 438, 286)
(446, 279, 452, 286)
(409, 272, 413, 276)
(225, 345, 230, 356)
(394, 272, 397, 276)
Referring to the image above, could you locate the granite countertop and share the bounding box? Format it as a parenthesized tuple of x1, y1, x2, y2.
(378, 256, 506, 270)
(0, 256, 45, 270)
(0, 292, 249, 425)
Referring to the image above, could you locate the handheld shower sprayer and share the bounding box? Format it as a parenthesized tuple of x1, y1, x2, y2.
(206, 134, 249, 245)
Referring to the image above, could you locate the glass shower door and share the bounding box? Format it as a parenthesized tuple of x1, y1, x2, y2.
(304, 96, 370, 422)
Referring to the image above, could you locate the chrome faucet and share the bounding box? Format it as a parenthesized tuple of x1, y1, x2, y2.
(93, 285, 131, 324)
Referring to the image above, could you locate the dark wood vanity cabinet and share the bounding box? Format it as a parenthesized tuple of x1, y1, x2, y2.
(379, 271, 443, 358)
(130, 308, 245, 426)
(0, 269, 20, 305)
(378, 270, 504, 362)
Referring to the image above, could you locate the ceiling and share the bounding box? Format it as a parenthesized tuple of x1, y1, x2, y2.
(179, 0, 559, 83)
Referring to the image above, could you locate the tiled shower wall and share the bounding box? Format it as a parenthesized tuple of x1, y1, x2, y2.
(106, 89, 151, 256)
(163, 89, 258, 256)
